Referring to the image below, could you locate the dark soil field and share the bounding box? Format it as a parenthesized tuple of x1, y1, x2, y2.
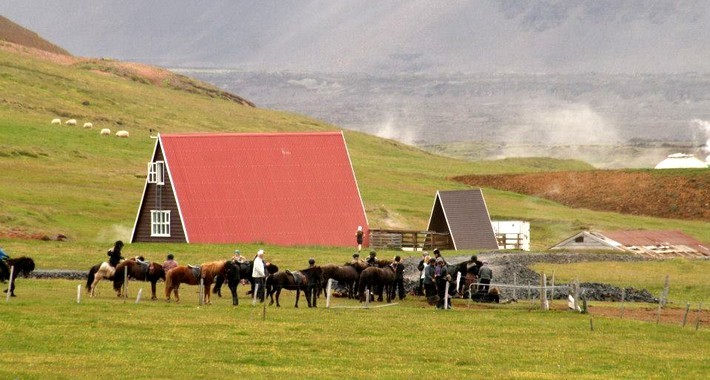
(454, 170, 710, 221)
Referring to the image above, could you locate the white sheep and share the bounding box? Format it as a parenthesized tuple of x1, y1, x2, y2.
(83, 122, 93, 128)
(65, 119, 77, 126)
(100, 128, 111, 136)
(115, 130, 129, 138)
(51, 118, 61, 125)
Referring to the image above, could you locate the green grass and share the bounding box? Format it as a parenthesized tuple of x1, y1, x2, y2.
(1, 279, 708, 379)
(531, 259, 710, 304)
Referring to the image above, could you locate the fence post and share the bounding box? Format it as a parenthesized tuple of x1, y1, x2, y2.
(696, 302, 703, 331)
(682, 302, 690, 327)
(326, 279, 333, 309)
(199, 278, 204, 306)
(550, 271, 555, 301)
(135, 288, 143, 304)
(77, 284, 82, 304)
(252, 284, 259, 306)
(660, 275, 670, 308)
(541, 273, 549, 310)
(5, 266, 14, 302)
(444, 281, 450, 310)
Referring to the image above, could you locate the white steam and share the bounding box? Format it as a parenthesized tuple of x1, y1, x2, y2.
(507, 103, 620, 146)
(690, 119, 710, 154)
(96, 224, 133, 244)
(371, 118, 419, 146)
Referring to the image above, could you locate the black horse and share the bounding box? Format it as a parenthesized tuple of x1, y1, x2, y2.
(213, 261, 279, 300)
(266, 266, 322, 308)
(357, 265, 395, 303)
(1, 256, 36, 297)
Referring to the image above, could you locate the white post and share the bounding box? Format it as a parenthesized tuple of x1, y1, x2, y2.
(252, 284, 259, 306)
(550, 271, 555, 301)
(5, 266, 14, 302)
(135, 288, 143, 304)
(326, 279, 333, 309)
(77, 284, 82, 304)
(541, 273, 549, 310)
(199, 278, 204, 306)
(660, 275, 670, 308)
(444, 281, 450, 309)
(573, 279, 579, 312)
(365, 288, 370, 309)
(455, 272, 461, 296)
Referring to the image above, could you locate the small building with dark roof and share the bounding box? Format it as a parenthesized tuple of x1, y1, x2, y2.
(426, 189, 499, 250)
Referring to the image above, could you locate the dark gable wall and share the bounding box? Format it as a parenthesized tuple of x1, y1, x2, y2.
(132, 142, 186, 243)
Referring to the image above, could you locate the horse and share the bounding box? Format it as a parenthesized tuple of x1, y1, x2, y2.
(357, 265, 396, 303)
(266, 266, 322, 308)
(213, 261, 279, 298)
(0, 256, 35, 297)
(164, 260, 229, 304)
(87, 261, 122, 297)
(112, 257, 166, 300)
(320, 263, 360, 299)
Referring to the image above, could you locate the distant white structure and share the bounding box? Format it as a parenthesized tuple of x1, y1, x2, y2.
(491, 220, 530, 251)
(654, 153, 708, 169)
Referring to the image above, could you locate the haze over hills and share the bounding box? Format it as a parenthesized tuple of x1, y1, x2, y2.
(2, 1, 710, 167)
(1, 0, 709, 74)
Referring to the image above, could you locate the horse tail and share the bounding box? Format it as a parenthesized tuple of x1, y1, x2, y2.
(86, 265, 97, 292)
(165, 270, 174, 298)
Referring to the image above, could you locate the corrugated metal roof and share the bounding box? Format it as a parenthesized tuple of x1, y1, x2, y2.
(159, 132, 368, 246)
(427, 189, 499, 250)
(601, 230, 703, 247)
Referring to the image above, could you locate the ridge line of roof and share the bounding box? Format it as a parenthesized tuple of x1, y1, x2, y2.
(159, 131, 343, 138)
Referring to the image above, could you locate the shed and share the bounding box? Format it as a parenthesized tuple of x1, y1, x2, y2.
(551, 230, 710, 258)
(426, 189, 499, 250)
(130, 132, 368, 247)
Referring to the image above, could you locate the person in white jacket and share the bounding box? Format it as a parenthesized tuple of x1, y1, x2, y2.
(252, 249, 266, 302)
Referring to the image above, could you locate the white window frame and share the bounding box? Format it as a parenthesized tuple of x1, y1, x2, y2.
(147, 161, 165, 185)
(150, 210, 171, 237)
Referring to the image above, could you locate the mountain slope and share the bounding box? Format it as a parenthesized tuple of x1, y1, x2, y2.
(1, 1, 709, 73)
(0, 14, 70, 55)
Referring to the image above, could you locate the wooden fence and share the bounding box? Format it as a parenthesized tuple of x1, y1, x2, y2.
(369, 229, 452, 251)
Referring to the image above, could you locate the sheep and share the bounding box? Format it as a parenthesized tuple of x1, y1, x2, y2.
(83, 122, 93, 129)
(51, 118, 61, 125)
(65, 119, 77, 126)
(115, 130, 129, 138)
(100, 128, 111, 136)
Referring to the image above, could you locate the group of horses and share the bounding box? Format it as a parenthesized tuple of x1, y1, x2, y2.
(0, 256, 36, 297)
(84, 254, 423, 307)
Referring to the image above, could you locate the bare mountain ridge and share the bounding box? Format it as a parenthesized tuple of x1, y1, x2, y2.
(1, 1, 708, 74)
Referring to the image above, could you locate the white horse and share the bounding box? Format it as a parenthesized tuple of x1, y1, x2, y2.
(86, 261, 119, 297)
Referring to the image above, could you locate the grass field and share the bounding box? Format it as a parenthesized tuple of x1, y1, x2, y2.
(1, 279, 708, 380)
(1, 43, 710, 379)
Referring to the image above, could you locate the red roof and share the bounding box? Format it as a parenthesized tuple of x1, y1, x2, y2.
(160, 132, 368, 246)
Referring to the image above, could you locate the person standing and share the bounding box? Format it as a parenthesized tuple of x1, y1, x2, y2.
(306, 257, 319, 307)
(107, 240, 124, 267)
(434, 257, 450, 309)
(423, 257, 437, 303)
(356, 226, 364, 254)
(478, 261, 493, 293)
(417, 251, 430, 296)
(252, 249, 266, 302)
(390, 256, 405, 300)
(162, 253, 178, 273)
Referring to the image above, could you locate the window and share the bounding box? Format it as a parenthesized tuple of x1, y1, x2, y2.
(147, 161, 165, 185)
(151, 210, 170, 237)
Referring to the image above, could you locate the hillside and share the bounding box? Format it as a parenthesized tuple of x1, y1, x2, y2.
(0, 41, 708, 250)
(0, 15, 70, 56)
(455, 170, 710, 222)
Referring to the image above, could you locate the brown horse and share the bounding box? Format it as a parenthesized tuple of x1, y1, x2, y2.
(266, 266, 322, 308)
(358, 265, 396, 303)
(1, 256, 35, 297)
(320, 263, 360, 299)
(113, 258, 166, 300)
(164, 260, 229, 304)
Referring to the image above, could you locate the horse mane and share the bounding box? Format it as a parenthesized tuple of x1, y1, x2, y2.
(200, 260, 227, 278)
(9, 256, 35, 275)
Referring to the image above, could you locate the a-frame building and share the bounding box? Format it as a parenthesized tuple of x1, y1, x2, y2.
(426, 189, 499, 250)
(130, 132, 368, 247)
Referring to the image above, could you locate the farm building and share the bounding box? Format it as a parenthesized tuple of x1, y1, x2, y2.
(130, 132, 368, 247)
(654, 153, 708, 169)
(491, 221, 530, 251)
(426, 189, 499, 251)
(550, 230, 710, 258)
